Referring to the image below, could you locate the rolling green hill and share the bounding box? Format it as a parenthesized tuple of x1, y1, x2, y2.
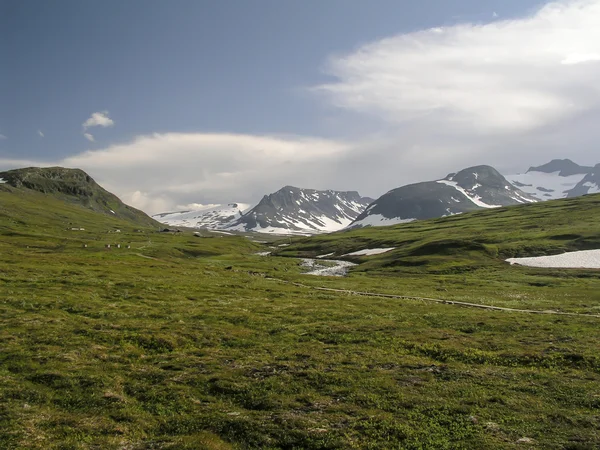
(0, 167, 160, 229)
(278, 193, 600, 274)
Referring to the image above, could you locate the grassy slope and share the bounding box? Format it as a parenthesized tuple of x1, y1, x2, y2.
(277, 194, 600, 314)
(0, 167, 161, 228)
(1, 190, 599, 449)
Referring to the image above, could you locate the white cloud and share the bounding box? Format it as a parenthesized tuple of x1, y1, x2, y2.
(83, 133, 95, 142)
(0, 158, 44, 169)
(561, 53, 600, 65)
(38, 130, 44, 138)
(316, 0, 600, 132)
(83, 111, 114, 129)
(58, 132, 351, 214)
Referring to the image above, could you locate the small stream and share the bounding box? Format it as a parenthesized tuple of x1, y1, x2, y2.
(300, 258, 357, 277)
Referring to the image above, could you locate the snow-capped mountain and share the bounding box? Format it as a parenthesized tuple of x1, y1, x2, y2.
(153, 203, 251, 229)
(226, 186, 374, 234)
(506, 159, 596, 201)
(351, 165, 536, 228)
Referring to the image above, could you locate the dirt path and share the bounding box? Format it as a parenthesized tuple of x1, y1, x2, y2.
(135, 253, 162, 261)
(268, 278, 600, 319)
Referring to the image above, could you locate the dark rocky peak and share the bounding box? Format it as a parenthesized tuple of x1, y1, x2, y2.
(527, 159, 593, 176)
(450, 165, 507, 189)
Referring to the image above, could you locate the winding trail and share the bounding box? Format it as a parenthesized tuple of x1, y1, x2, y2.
(135, 253, 162, 261)
(267, 278, 600, 319)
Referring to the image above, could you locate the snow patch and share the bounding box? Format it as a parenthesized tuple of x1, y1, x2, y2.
(351, 214, 415, 228)
(583, 182, 600, 194)
(344, 248, 395, 256)
(0, 178, 6, 184)
(507, 250, 600, 269)
(316, 252, 335, 259)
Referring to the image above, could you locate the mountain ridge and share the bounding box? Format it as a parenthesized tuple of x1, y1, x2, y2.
(350, 165, 535, 228)
(226, 186, 374, 234)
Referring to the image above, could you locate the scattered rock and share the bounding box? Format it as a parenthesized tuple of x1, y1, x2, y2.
(485, 422, 500, 431)
(516, 437, 536, 444)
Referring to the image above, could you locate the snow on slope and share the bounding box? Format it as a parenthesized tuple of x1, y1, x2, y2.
(153, 203, 251, 229)
(584, 182, 600, 194)
(436, 180, 501, 208)
(350, 214, 416, 228)
(507, 249, 600, 269)
(344, 248, 396, 256)
(506, 171, 586, 200)
(227, 187, 373, 235)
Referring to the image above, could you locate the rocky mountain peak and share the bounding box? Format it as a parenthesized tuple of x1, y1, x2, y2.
(527, 159, 593, 177)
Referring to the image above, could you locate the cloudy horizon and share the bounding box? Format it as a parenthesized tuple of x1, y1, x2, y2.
(2, 0, 600, 214)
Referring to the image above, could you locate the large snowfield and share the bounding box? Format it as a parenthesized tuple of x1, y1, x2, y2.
(507, 171, 586, 200)
(507, 249, 600, 269)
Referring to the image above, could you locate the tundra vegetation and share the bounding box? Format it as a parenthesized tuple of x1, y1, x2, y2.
(1, 184, 599, 449)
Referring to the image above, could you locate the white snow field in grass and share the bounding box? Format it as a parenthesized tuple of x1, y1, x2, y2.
(507, 250, 600, 269)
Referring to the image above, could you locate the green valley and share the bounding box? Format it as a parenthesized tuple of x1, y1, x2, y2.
(1, 181, 599, 449)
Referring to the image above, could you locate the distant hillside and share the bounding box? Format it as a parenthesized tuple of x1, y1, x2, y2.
(153, 203, 251, 229)
(0, 166, 159, 228)
(278, 193, 600, 274)
(351, 165, 535, 228)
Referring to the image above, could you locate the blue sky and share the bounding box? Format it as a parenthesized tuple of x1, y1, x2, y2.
(2, 0, 600, 212)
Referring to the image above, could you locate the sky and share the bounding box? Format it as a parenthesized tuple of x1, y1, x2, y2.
(1, 0, 600, 214)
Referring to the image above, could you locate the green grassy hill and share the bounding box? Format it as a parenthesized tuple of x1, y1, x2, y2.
(1, 180, 599, 449)
(0, 167, 160, 228)
(278, 193, 600, 274)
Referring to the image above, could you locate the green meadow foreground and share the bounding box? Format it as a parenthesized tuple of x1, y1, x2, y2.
(1, 187, 600, 449)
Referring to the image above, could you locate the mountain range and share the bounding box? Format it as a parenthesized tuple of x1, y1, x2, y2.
(153, 188, 373, 234)
(152, 159, 599, 234)
(3, 159, 598, 236)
